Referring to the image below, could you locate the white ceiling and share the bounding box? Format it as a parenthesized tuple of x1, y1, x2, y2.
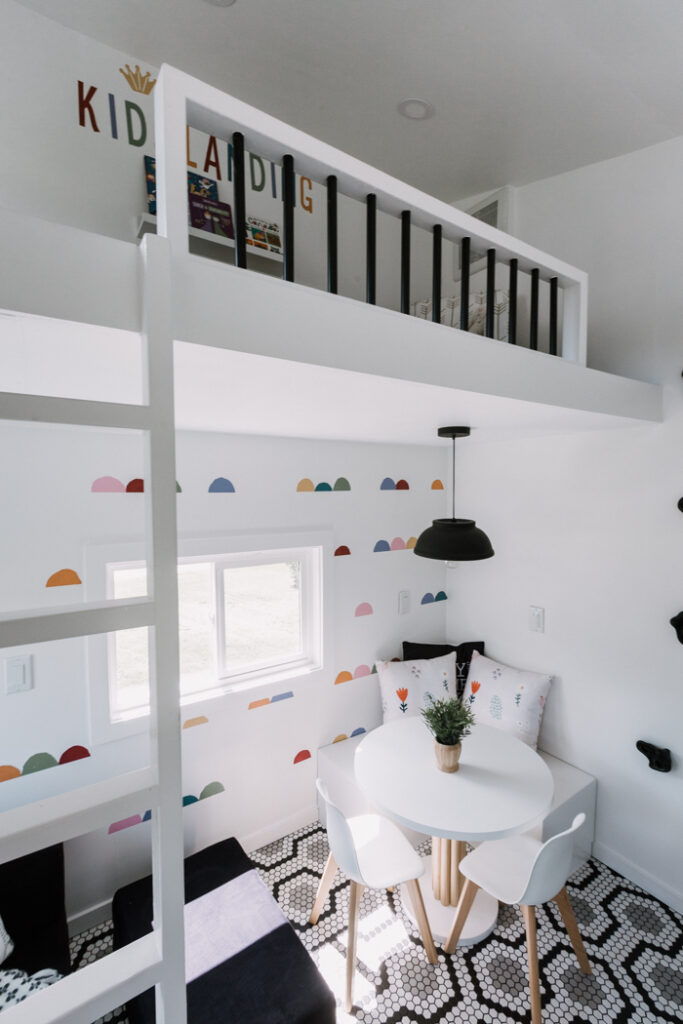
(15, 0, 683, 201)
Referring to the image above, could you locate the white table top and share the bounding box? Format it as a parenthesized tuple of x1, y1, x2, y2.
(354, 718, 553, 842)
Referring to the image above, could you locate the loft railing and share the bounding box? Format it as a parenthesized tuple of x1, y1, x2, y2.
(153, 65, 587, 365)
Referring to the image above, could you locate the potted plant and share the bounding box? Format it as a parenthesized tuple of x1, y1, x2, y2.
(420, 696, 476, 773)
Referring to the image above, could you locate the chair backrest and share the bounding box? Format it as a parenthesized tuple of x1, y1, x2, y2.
(316, 778, 364, 884)
(519, 813, 586, 906)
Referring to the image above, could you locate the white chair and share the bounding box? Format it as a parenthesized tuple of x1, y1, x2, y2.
(310, 778, 438, 1012)
(444, 813, 591, 1024)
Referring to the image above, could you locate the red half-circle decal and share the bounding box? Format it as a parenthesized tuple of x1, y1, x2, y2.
(396, 479, 410, 490)
(293, 749, 311, 764)
(334, 545, 351, 557)
(59, 745, 90, 764)
(126, 478, 144, 492)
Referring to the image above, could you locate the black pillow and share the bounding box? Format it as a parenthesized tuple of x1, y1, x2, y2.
(402, 640, 485, 698)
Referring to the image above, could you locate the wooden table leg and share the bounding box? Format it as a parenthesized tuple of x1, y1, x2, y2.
(431, 836, 467, 906)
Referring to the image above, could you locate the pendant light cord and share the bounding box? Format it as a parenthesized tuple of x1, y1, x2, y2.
(451, 435, 456, 519)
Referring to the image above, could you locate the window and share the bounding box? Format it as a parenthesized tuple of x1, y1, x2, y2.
(106, 545, 322, 721)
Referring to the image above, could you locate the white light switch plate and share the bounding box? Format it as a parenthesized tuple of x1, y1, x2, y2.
(529, 606, 545, 633)
(398, 590, 410, 615)
(5, 654, 33, 694)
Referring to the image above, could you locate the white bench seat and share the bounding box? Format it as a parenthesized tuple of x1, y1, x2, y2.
(316, 734, 595, 873)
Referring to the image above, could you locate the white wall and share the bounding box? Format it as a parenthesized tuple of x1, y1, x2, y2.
(448, 136, 683, 912)
(0, 423, 449, 920)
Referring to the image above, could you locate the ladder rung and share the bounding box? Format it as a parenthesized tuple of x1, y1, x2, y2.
(0, 392, 150, 431)
(0, 767, 159, 863)
(0, 933, 162, 1024)
(0, 597, 155, 648)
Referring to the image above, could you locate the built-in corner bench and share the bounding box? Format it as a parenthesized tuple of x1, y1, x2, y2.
(317, 734, 596, 875)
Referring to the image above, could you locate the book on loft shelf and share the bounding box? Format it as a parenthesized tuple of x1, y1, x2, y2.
(143, 155, 219, 216)
(246, 216, 282, 255)
(188, 194, 235, 240)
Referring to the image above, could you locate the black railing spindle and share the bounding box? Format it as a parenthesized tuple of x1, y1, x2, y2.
(530, 268, 539, 350)
(366, 194, 376, 304)
(282, 154, 295, 282)
(401, 210, 411, 314)
(485, 248, 496, 338)
(232, 131, 247, 269)
(432, 225, 442, 323)
(508, 259, 518, 344)
(460, 237, 470, 331)
(549, 276, 558, 356)
(326, 175, 338, 294)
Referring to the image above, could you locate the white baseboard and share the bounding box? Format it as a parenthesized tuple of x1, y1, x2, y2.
(593, 840, 683, 915)
(240, 803, 319, 855)
(67, 898, 112, 937)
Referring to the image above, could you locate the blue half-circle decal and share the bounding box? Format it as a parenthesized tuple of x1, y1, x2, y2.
(142, 809, 152, 822)
(421, 593, 435, 604)
(380, 477, 396, 490)
(315, 481, 332, 491)
(182, 794, 199, 806)
(350, 727, 367, 737)
(435, 591, 448, 602)
(209, 477, 235, 493)
(271, 691, 294, 703)
(373, 539, 391, 552)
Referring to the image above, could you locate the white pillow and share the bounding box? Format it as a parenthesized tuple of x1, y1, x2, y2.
(377, 652, 457, 723)
(462, 651, 551, 748)
(0, 913, 14, 966)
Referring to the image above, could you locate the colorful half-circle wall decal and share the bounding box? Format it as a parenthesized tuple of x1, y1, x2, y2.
(396, 479, 410, 490)
(108, 815, 143, 834)
(373, 540, 391, 553)
(353, 664, 371, 678)
(142, 810, 152, 822)
(182, 794, 199, 806)
(333, 477, 351, 491)
(421, 593, 436, 605)
(350, 727, 367, 737)
(126, 478, 144, 492)
(315, 481, 332, 491)
(46, 569, 82, 588)
(248, 698, 270, 710)
(334, 545, 351, 557)
(183, 716, 209, 729)
(293, 749, 311, 764)
(248, 692, 294, 709)
(354, 602, 373, 617)
(333, 734, 348, 743)
(431, 479, 445, 490)
(0, 765, 21, 782)
(406, 537, 418, 549)
(22, 752, 58, 774)
(59, 745, 91, 764)
(271, 691, 294, 703)
(208, 477, 235, 493)
(91, 476, 124, 493)
(296, 478, 315, 492)
(176, 481, 182, 493)
(200, 781, 225, 799)
(435, 591, 448, 602)
(380, 477, 395, 490)
(390, 537, 406, 551)
(334, 671, 353, 685)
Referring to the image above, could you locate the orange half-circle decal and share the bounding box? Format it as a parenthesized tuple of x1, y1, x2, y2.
(248, 698, 270, 710)
(183, 716, 209, 729)
(431, 479, 444, 490)
(296, 478, 315, 492)
(334, 671, 353, 685)
(406, 536, 418, 549)
(46, 569, 81, 588)
(0, 765, 21, 782)
(293, 749, 311, 764)
(333, 734, 348, 744)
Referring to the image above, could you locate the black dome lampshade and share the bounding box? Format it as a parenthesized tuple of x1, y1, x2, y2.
(414, 426, 494, 562)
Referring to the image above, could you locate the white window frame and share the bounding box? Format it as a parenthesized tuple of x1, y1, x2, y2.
(85, 529, 332, 744)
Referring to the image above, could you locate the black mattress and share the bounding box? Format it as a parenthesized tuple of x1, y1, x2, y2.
(112, 837, 335, 1024)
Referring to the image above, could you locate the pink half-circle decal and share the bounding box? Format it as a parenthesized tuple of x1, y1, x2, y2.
(109, 815, 143, 834)
(390, 537, 406, 550)
(46, 569, 82, 588)
(293, 749, 311, 764)
(91, 476, 124, 493)
(355, 602, 373, 617)
(59, 745, 90, 764)
(353, 664, 372, 678)
(126, 478, 144, 493)
(334, 545, 351, 556)
(396, 479, 410, 490)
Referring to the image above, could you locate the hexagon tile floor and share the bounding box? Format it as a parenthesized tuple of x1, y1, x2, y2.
(72, 821, 683, 1023)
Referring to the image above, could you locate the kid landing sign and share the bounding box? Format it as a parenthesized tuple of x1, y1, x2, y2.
(76, 64, 315, 214)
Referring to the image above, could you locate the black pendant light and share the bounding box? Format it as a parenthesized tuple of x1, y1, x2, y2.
(414, 426, 494, 562)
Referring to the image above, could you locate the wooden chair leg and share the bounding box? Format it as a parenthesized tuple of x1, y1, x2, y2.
(309, 851, 338, 924)
(521, 905, 542, 1024)
(344, 880, 364, 1013)
(404, 878, 438, 964)
(443, 877, 479, 954)
(554, 886, 592, 974)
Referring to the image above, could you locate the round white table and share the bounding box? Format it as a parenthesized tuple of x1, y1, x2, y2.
(354, 718, 553, 944)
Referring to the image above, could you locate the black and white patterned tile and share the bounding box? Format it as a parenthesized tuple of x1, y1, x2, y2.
(69, 822, 683, 1023)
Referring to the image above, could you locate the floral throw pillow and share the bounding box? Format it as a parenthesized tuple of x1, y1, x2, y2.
(462, 651, 551, 748)
(377, 652, 457, 723)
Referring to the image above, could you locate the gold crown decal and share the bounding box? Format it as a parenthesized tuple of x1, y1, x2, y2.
(119, 64, 157, 95)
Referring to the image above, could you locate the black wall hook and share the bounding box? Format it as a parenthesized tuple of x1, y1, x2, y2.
(670, 611, 683, 644)
(636, 740, 672, 773)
